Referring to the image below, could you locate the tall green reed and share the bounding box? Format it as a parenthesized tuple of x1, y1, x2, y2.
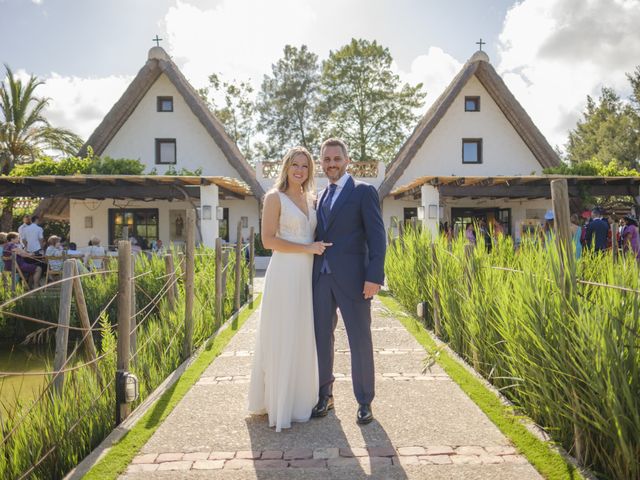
(0, 247, 250, 479)
(386, 228, 640, 480)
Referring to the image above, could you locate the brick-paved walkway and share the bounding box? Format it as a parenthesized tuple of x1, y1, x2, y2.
(121, 277, 542, 479)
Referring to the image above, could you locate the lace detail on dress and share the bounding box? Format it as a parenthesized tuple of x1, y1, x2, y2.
(277, 192, 317, 244)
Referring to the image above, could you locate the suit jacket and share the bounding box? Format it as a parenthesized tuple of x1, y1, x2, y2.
(585, 218, 609, 251)
(313, 176, 386, 301)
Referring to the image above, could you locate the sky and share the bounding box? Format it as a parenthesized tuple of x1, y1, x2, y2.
(1, 0, 640, 153)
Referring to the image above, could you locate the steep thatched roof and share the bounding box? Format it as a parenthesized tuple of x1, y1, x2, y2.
(78, 47, 265, 200)
(378, 50, 561, 199)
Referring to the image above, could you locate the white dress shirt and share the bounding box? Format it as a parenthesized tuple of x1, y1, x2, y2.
(326, 173, 351, 209)
(23, 223, 44, 253)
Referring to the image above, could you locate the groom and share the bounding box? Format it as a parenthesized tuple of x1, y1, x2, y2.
(311, 138, 386, 425)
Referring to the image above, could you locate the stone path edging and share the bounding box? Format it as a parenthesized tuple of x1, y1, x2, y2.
(127, 444, 527, 473)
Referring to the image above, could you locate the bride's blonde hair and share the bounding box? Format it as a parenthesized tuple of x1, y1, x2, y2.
(273, 146, 316, 193)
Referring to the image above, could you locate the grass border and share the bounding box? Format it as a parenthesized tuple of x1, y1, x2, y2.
(82, 295, 262, 480)
(378, 292, 586, 480)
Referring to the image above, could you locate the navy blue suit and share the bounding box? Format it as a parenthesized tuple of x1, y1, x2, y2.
(585, 218, 609, 252)
(313, 176, 386, 404)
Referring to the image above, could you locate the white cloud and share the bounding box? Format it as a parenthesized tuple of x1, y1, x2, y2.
(38, 73, 132, 142)
(163, 0, 317, 90)
(497, 0, 640, 150)
(397, 46, 463, 111)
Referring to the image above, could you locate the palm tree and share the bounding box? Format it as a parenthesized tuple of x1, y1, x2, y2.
(0, 64, 83, 230)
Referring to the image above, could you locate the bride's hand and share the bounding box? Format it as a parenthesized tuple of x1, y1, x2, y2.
(307, 241, 332, 255)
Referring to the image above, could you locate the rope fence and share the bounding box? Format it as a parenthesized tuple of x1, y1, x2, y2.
(1, 218, 256, 479)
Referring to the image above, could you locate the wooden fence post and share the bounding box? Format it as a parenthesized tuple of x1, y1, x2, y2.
(53, 259, 75, 394)
(610, 222, 618, 262)
(551, 179, 576, 290)
(550, 178, 583, 463)
(249, 226, 255, 286)
(130, 256, 137, 362)
(183, 209, 195, 359)
(431, 243, 442, 337)
(215, 237, 223, 325)
(164, 253, 176, 310)
(72, 262, 100, 381)
(235, 221, 242, 312)
(116, 240, 132, 425)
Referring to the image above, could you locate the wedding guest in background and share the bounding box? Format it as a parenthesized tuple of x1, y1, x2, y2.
(18, 215, 31, 246)
(87, 236, 106, 269)
(621, 215, 640, 261)
(585, 207, 609, 252)
(465, 223, 476, 245)
(570, 214, 583, 260)
(45, 235, 64, 273)
(3, 232, 42, 288)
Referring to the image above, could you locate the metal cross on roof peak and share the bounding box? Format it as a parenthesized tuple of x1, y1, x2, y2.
(152, 35, 163, 47)
(476, 38, 486, 51)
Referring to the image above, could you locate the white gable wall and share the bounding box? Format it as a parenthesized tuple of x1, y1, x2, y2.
(395, 76, 543, 187)
(102, 74, 241, 178)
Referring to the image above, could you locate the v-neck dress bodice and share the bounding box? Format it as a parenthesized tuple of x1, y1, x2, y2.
(276, 192, 317, 244)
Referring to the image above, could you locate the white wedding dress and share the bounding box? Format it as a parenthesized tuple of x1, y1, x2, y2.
(248, 192, 319, 432)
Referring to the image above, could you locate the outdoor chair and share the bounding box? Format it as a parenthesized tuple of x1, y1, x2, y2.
(44, 255, 65, 284)
(2, 254, 30, 289)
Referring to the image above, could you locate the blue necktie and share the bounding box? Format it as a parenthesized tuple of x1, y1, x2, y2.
(320, 184, 337, 274)
(322, 183, 337, 225)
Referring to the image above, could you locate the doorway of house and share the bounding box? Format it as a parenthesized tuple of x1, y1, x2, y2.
(451, 207, 511, 237)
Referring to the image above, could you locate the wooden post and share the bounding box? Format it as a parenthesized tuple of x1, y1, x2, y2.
(164, 254, 176, 310)
(215, 237, 223, 325)
(235, 221, 242, 312)
(72, 262, 100, 381)
(53, 260, 75, 394)
(551, 179, 576, 289)
(431, 243, 442, 337)
(130, 255, 137, 362)
(116, 240, 132, 425)
(610, 222, 618, 262)
(249, 226, 255, 286)
(183, 209, 195, 358)
(11, 250, 17, 292)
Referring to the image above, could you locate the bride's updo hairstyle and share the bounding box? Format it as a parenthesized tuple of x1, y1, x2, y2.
(273, 146, 316, 193)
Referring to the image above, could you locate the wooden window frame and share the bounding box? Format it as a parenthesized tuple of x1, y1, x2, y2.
(464, 96, 480, 112)
(155, 138, 177, 165)
(462, 138, 483, 164)
(157, 96, 174, 112)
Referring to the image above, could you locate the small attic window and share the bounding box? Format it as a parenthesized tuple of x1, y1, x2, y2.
(462, 139, 482, 164)
(157, 96, 173, 112)
(156, 138, 176, 164)
(465, 96, 480, 112)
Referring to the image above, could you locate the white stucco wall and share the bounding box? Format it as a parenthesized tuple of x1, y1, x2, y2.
(219, 197, 261, 243)
(70, 197, 261, 248)
(101, 74, 241, 178)
(395, 75, 544, 187)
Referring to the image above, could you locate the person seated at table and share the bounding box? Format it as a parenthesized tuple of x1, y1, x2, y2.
(45, 235, 64, 272)
(3, 232, 43, 288)
(130, 236, 142, 255)
(66, 242, 83, 256)
(87, 236, 106, 269)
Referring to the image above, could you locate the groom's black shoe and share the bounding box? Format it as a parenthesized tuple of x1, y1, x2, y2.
(356, 403, 373, 425)
(311, 395, 334, 418)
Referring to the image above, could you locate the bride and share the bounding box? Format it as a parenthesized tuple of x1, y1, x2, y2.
(248, 146, 331, 432)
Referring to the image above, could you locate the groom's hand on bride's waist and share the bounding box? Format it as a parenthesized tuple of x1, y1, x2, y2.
(363, 281, 381, 299)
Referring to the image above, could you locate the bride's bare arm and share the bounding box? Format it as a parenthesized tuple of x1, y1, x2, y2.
(261, 191, 329, 255)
